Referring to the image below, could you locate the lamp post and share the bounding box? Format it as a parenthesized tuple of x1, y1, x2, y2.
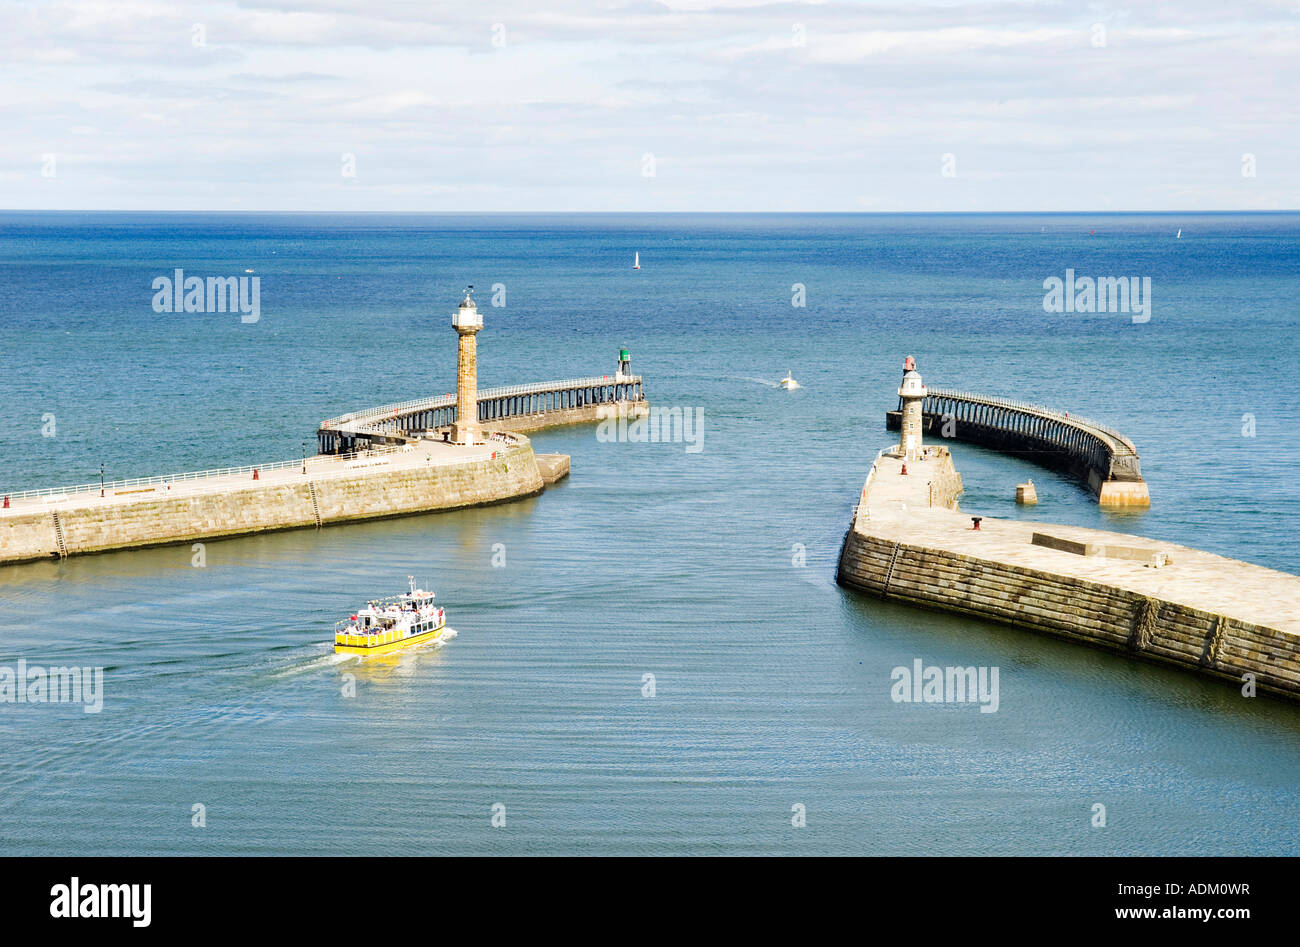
(302, 441, 308, 475)
(100, 463, 105, 498)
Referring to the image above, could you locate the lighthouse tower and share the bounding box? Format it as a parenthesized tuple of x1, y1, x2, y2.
(450, 286, 483, 446)
(897, 356, 927, 460)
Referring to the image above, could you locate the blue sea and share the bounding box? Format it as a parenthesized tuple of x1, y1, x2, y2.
(1, 212, 1298, 855)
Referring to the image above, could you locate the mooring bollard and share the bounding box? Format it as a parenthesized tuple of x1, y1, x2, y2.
(971, 516, 982, 531)
(2, 495, 8, 509)
(253, 468, 259, 481)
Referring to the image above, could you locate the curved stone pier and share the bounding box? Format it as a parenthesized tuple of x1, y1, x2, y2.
(837, 445, 1300, 701)
(318, 375, 648, 454)
(886, 388, 1149, 507)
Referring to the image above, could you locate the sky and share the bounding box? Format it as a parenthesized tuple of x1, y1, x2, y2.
(1, 0, 1297, 212)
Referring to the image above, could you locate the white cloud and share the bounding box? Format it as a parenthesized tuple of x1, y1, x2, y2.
(0, 0, 1296, 210)
(726, 26, 1081, 61)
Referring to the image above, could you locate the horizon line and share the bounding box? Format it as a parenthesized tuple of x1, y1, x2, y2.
(2, 208, 1298, 216)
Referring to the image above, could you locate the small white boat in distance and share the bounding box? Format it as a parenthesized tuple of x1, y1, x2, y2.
(633, 252, 640, 270)
(779, 371, 799, 390)
(1176, 229, 1182, 238)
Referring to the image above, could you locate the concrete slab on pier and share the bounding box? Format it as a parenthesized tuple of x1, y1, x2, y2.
(534, 454, 570, 485)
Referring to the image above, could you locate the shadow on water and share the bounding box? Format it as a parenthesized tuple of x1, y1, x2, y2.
(0, 491, 545, 587)
(836, 581, 1300, 733)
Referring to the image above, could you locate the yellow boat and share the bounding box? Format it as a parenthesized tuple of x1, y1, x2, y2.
(334, 577, 448, 655)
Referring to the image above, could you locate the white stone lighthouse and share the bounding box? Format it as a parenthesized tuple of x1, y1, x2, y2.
(450, 286, 483, 446)
(898, 356, 927, 460)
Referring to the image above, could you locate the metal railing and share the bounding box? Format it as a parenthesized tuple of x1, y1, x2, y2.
(320, 375, 642, 432)
(2, 445, 405, 502)
(854, 447, 890, 525)
(923, 387, 1137, 455)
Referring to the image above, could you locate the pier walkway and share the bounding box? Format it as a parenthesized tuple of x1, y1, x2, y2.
(1, 439, 511, 517)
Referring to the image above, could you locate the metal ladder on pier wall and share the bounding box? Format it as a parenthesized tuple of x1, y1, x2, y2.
(50, 511, 68, 559)
(307, 481, 322, 528)
(882, 542, 902, 597)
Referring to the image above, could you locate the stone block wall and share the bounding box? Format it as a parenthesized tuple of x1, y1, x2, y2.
(0, 447, 544, 566)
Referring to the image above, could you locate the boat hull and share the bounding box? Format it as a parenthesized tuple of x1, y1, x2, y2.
(334, 622, 446, 656)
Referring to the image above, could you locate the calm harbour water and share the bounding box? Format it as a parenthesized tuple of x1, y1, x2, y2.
(1, 212, 1298, 855)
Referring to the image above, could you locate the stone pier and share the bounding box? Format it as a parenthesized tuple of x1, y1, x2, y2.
(318, 372, 648, 454)
(837, 444, 1300, 701)
(0, 437, 552, 566)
